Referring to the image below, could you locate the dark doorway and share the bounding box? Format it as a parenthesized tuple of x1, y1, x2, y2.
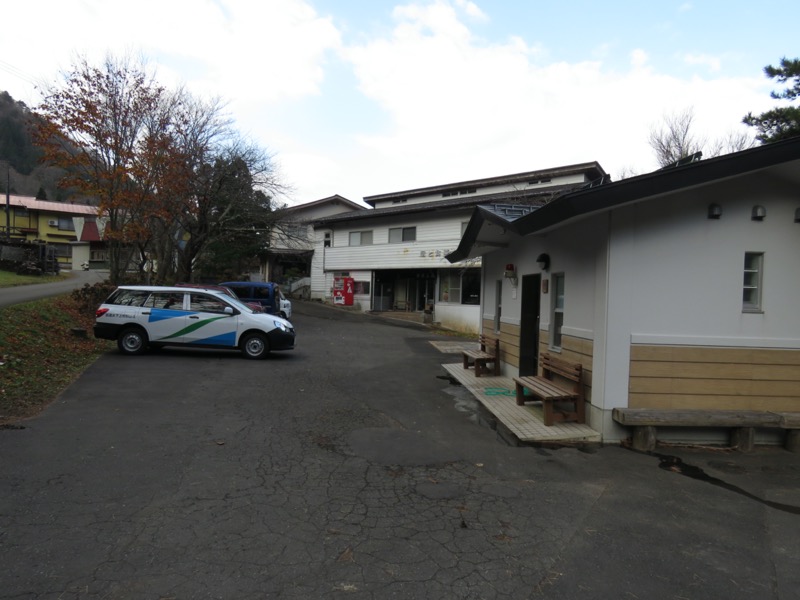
(518, 274, 541, 376)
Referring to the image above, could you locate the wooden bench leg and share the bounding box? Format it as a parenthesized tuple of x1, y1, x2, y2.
(462, 353, 471, 370)
(542, 399, 555, 426)
(731, 427, 754, 452)
(632, 426, 657, 452)
(576, 398, 586, 424)
(515, 381, 525, 406)
(786, 430, 800, 453)
(474, 359, 485, 377)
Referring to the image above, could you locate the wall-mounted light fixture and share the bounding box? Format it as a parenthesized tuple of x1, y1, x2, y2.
(751, 205, 766, 221)
(504, 263, 518, 286)
(536, 253, 550, 271)
(707, 203, 722, 219)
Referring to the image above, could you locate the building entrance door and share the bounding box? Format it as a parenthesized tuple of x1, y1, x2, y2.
(518, 274, 541, 376)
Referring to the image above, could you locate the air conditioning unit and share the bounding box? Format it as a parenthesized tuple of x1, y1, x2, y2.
(48, 220, 58, 226)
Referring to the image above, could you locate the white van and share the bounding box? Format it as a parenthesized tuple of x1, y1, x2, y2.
(94, 286, 295, 359)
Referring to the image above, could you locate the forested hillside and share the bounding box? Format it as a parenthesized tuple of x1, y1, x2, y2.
(0, 91, 72, 201)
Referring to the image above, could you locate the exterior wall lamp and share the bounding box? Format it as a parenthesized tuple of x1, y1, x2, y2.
(536, 253, 550, 271)
(504, 263, 518, 286)
(707, 203, 722, 219)
(751, 205, 766, 221)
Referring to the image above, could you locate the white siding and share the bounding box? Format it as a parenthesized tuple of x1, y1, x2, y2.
(325, 212, 477, 270)
(368, 174, 590, 209)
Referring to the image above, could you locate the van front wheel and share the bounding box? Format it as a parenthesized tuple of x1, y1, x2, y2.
(241, 332, 270, 359)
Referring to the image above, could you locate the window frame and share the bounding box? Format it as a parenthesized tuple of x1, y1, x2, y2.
(438, 270, 460, 303)
(348, 230, 373, 246)
(388, 226, 416, 243)
(550, 273, 565, 350)
(743, 252, 764, 313)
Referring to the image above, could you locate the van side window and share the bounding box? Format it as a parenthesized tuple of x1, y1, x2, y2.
(148, 292, 183, 309)
(108, 289, 150, 307)
(190, 294, 228, 313)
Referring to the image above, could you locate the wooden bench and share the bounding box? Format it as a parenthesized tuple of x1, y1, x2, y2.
(462, 334, 500, 377)
(513, 353, 584, 426)
(612, 408, 800, 453)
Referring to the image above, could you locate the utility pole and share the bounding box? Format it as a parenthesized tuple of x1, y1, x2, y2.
(4, 161, 10, 242)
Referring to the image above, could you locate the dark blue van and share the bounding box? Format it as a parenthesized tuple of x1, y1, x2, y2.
(219, 282, 292, 319)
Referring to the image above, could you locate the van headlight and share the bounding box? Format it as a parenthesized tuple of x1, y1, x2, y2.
(273, 320, 290, 333)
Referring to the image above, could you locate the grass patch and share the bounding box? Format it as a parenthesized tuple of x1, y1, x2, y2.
(0, 295, 113, 424)
(0, 270, 67, 286)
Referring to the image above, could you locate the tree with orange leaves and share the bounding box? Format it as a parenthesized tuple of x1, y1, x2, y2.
(34, 54, 285, 284)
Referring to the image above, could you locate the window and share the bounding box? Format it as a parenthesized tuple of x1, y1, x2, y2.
(743, 252, 763, 312)
(349, 231, 373, 246)
(108, 288, 150, 307)
(550, 274, 565, 349)
(389, 227, 416, 243)
(461, 269, 480, 305)
(494, 280, 502, 334)
(439, 271, 460, 303)
(438, 268, 480, 304)
(56, 217, 75, 231)
(354, 281, 370, 295)
(324, 232, 331, 248)
(190, 293, 228, 313)
(147, 292, 184, 310)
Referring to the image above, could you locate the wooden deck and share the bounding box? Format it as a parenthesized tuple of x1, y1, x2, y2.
(440, 362, 601, 445)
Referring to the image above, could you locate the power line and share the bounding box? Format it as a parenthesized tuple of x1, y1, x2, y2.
(0, 59, 39, 87)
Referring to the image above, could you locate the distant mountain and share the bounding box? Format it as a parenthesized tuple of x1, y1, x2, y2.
(0, 90, 73, 201)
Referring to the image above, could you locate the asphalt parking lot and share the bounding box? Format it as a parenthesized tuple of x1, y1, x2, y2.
(1, 299, 798, 599)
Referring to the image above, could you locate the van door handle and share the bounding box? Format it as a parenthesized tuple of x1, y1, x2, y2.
(142, 311, 150, 315)
(189, 316, 199, 319)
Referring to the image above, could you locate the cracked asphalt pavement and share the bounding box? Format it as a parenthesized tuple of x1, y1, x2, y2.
(1, 300, 798, 599)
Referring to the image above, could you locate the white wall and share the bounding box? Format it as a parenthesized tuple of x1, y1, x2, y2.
(324, 212, 475, 271)
(611, 176, 800, 347)
(434, 303, 481, 333)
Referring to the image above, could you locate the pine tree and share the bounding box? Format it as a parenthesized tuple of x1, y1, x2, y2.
(743, 57, 800, 143)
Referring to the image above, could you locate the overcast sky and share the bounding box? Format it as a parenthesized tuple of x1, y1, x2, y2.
(1, 0, 796, 206)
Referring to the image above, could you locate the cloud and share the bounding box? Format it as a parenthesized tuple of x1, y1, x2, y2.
(332, 1, 773, 193)
(0, 0, 782, 203)
(455, 0, 489, 22)
(1, 0, 340, 106)
(682, 53, 722, 73)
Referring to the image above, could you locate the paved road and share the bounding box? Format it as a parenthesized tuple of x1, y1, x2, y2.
(0, 269, 107, 308)
(0, 300, 798, 599)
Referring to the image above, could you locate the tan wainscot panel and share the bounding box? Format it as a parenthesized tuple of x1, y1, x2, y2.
(533, 333, 594, 404)
(629, 344, 800, 411)
(483, 320, 521, 368)
(628, 394, 800, 412)
(631, 345, 800, 366)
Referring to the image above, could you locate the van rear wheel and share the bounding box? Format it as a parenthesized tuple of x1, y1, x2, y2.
(241, 332, 270, 359)
(118, 327, 149, 355)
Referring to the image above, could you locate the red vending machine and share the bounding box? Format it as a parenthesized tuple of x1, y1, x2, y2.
(333, 276, 355, 306)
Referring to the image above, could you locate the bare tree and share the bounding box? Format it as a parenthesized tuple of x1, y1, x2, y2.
(704, 130, 758, 158)
(648, 107, 757, 168)
(647, 108, 705, 167)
